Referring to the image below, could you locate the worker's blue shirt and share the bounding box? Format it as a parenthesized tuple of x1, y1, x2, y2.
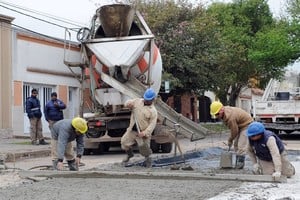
(44, 99, 66, 121)
(249, 130, 284, 161)
(26, 95, 42, 119)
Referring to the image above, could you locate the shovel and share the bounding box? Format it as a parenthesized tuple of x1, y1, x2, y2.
(133, 112, 152, 157)
(220, 143, 233, 169)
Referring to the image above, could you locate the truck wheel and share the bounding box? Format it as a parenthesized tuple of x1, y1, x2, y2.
(99, 142, 111, 152)
(83, 148, 92, 155)
(161, 143, 173, 153)
(268, 129, 279, 135)
(150, 140, 160, 153)
(285, 130, 293, 134)
(86, 129, 105, 138)
(93, 142, 111, 154)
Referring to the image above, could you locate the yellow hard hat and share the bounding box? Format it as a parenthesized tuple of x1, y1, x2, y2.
(71, 117, 88, 134)
(210, 101, 223, 116)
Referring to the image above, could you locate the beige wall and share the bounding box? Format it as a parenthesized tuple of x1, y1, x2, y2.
(0, 15, 14, 129)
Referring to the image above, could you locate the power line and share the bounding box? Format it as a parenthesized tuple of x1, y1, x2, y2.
(0, 4, 80, 32)
(11, 23, 74, 44)
(0, 0, 88, 27)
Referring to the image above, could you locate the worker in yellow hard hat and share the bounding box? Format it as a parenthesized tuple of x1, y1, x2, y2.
(210, 101, 253, 169)
(51, 117, 88, 171)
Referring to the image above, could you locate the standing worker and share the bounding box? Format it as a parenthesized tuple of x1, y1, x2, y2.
(247, 121, 295, 181)
(210, 101, 253, 169)
(121, 88, 158, 168)
(26, 88, 48, 145)
(51, 117, 88, 171)
(44, 92, 66, 132)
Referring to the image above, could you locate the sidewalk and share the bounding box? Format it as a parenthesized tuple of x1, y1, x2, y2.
(0, 136, 51, 162)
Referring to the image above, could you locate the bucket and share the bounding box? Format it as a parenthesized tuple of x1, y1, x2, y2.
(220, 151, 233, 168)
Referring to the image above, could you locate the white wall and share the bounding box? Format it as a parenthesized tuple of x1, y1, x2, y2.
(11, 30, 82, 136)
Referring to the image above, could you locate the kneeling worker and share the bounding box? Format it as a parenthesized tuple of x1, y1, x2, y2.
(51, 117, 88, 171)
(247, 121, 295, 181)
(121, 88, 158, 167)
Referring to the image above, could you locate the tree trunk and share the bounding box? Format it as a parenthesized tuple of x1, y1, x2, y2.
(228, 84, 242, 106)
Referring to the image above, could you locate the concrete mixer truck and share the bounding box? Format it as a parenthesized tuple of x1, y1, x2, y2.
(64, 1, 208, 154)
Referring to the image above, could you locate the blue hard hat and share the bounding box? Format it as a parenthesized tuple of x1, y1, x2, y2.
(247, 122, 265, 137)
(143, 88, 156, 101)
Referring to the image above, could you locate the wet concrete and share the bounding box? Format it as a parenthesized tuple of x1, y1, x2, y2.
(0, 133, 299, 200)
(0, 176, 241, 200)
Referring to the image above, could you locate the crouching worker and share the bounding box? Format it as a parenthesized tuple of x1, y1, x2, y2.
(121, 88, 158, 168)
(51, 117, 88, 171)
(247, 122, 295, 181)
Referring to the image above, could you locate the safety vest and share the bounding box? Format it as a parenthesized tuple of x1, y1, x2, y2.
(249, 130, 284, 161)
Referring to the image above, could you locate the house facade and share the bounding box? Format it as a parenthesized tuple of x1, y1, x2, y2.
(0, 15, 82, 137)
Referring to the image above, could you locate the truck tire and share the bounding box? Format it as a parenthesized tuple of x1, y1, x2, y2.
(83, 148, 92, 155)
(161, 143, 173, 153)
(84, 143, 111, 155)
(93, 142, 110, 154)
(99, 142, 111, 152)
(267, 129, 279, 135)
(86, 129, 105, 138)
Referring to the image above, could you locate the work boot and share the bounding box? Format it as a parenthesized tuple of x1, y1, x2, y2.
(67, 159, 78, 171)
(39, 139, 49, 145)
(144, 156, 152, 168)
(52, 160, 58, 170)
(122, 149, 134, 163)
(235, 155, 245, 169)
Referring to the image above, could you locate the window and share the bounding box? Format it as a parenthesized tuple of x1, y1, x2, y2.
(43, 87, 53, 107)
(23, 84, 53, 113)
(23, 84, 31, 113)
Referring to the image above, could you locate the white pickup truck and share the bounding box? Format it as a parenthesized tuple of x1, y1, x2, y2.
(253, 73, 300, 134)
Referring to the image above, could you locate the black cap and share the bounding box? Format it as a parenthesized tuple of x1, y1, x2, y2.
(51, 92, 57, 97)
(31, 88, 38, 93)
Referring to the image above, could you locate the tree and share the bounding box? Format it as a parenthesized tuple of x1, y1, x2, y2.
(206, 0, 300, 105)
(137, 0, 221, 95)
(136, 0, 300, 106)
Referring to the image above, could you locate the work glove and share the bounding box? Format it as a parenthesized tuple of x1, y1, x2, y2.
(57, 161, 64, 170)
(272, 171, 281, 181)
(252, 163, 262, 175)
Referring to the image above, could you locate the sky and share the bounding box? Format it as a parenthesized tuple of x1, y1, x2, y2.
(0, 0, 298, 71)
(0, 0, 287, 40)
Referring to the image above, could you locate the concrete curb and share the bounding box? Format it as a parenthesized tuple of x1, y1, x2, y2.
(13, 135, 52, 140)
(4, 150, 51, 162)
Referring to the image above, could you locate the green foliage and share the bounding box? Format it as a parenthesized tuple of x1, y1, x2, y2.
(286, 0, 300, 21)
(135, 0, 300, 104)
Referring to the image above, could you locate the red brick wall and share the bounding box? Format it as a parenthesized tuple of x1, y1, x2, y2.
(165, 92, 198, 122)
